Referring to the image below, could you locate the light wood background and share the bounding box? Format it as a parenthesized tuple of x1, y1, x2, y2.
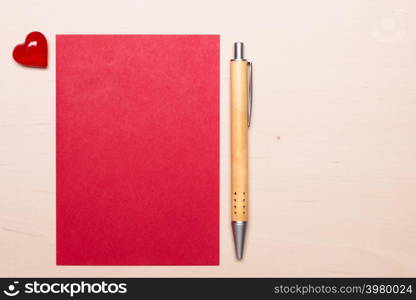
(0, 0, 415, 277)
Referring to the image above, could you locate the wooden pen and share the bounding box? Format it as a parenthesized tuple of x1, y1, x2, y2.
(231, 42, 252, 260)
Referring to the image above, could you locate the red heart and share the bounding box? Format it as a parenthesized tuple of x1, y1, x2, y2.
(13, 31, 48, 68)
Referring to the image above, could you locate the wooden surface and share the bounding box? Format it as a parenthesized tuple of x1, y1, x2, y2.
(1, 0, 416, 277)
(231, 60, 249, 221)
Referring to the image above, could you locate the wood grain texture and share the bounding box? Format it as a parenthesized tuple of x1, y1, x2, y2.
(0, 0, 416, 277)
(231, 60, 249, 221)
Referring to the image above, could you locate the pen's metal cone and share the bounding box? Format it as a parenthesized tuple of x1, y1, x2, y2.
(232, 221, 247, 260)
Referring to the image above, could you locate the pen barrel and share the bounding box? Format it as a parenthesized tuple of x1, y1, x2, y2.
(231, 60, 249, 222)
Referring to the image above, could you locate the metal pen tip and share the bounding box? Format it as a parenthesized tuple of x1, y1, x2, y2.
(232, 221, 247, 260)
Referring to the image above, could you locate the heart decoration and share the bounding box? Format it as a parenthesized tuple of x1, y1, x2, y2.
(13, 31, 48, 68)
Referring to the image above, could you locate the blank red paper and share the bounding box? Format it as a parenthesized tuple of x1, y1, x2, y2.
(56, 35, 219, 265)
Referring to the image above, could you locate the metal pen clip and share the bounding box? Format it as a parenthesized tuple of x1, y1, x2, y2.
(233, 42, 253, 128)
(247, 61, 253, 128)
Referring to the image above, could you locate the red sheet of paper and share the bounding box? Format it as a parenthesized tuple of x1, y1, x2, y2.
(56, 35, 219, 265)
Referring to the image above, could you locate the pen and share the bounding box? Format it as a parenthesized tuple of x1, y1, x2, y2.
(231, 42, 252, 260)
